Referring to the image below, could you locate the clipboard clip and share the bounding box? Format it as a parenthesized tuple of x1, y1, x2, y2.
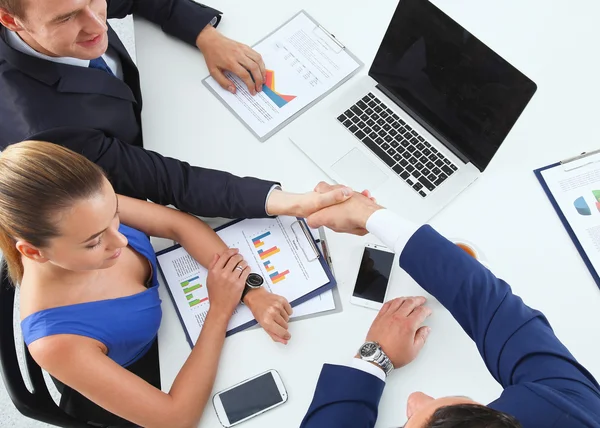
(291, 220, 320, 262)
(312, 24, 345, 53)
(561, 149, 600, 171)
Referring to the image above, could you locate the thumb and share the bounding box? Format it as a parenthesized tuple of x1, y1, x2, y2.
(211, 67, 236, 93)
(208, 253, 220, 270)
(414, 326, 431, 352)
(306, 212, 323, 229)
(315, 187, 353, 210)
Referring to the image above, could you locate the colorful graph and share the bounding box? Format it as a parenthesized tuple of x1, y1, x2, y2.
(574, 191, 600, 216)
(251, 231, 290, 285)
(180, 276, 208, 307)
(262, 69, 296, 108)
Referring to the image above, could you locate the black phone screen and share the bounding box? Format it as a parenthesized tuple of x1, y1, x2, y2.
(220, 372, 283, 424)
(353, 247, 395, 303)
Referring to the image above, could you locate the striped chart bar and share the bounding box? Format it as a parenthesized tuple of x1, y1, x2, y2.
(263, 261, 275, 272)
(258, 246, 281, 260)
(189, 297, 209, 307)
(252, 231, 271, 248)
(269, 269, 290, 284)
(183, 283, 202, 294)
(180, 276, 200, 287)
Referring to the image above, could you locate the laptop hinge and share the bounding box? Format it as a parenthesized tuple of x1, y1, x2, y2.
(375, 83, 476, 170)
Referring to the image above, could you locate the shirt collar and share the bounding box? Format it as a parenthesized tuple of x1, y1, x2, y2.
(5, 30, 90, 68)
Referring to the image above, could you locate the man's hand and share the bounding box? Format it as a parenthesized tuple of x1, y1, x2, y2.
(244, 288, 293, 344)
(307, 182, 383, 235)
(196, 25, 266, 95)
(265, 186, 353, 218)
(363, 297, 431, 369)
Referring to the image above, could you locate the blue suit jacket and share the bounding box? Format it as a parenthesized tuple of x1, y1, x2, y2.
(0, 0, 277, 218)
(301, 226, 600, 427)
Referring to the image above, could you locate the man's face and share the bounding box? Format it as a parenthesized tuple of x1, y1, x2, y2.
(3, 0, 108, 59)
(403, 392, 477, 427)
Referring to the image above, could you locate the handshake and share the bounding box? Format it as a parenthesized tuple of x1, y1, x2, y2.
(266, 181, 383, 235)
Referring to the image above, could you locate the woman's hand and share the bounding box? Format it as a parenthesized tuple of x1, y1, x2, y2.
(206, 248, 249, 318)
(265, 186, 353, 218)
(244, 288, 293, 344)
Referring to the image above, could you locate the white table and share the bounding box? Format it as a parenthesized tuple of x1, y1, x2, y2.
(134, 0, 600, 426)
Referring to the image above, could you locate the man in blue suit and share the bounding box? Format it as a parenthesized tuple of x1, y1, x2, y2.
(301, 183, 600, 427)
(0, 0, 321, 219)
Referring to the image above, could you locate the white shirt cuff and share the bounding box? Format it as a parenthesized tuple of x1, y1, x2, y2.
(366, 209, 419, 255)
(346, 358, 386, 382)
(265, 185, 282, 215)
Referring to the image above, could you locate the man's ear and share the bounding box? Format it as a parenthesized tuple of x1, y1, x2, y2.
(16, 240, 49, 263)
(0, 9, 25, 32)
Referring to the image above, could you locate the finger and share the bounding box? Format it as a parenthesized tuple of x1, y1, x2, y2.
(306, 212, 324, 229)
(314, 181, 336, 193)
(413, 326, 431, 352)
(238, 55, 263, 92)
(314, 187, 353, 210)
(377, 299, 395, 318)
(208, 253, 220, 270)
(231, 64, 256, 95)
(238, 266, 251, 284)
(267, 330, 288, 345)
(398, 296, 427, 317)
(224, 254, 244, 272)
(274, 313, 289, 330)
(267, 321, 291, 342)
(235, 260, 249, 277)
(282, 299, 293, 317)
(244, 47, 266, 89)
(408, 305, 432, 327)
(383, 297, 406, 316)
(216, 248, 239, 270)
(210, 67, 236, 94)
(361, 190, 372, 198)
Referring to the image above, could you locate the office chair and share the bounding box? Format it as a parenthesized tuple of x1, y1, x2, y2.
(0, 259, 161, 427)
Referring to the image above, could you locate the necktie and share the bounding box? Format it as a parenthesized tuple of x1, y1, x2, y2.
(89, 56, 114, 76)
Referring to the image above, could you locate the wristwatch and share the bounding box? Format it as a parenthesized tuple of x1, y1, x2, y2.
(241, 273, 264, 302)
(357, 341, 394, 377)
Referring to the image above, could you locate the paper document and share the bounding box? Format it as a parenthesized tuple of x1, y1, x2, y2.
(204, 11, 362, 140)
(539, 154, 600, 281)
(156, 216, 335, 345)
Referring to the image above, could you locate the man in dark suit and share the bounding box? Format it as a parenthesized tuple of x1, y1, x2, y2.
(300, 183, 600, 428)
(0, 0, 336, 219)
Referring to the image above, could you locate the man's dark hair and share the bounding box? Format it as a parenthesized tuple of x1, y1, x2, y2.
(424, 404, 522, 428)
(0, 0, 24, 17)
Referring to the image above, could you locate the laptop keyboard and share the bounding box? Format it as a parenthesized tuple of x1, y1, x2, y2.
(337, 93, 458, 197)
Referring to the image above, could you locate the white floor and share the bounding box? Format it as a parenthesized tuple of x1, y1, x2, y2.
(0, 16, 136, 428)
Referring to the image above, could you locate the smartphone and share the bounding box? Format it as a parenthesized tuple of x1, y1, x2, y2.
(213, 370, 287, 427)
(350, 243, 395, 310)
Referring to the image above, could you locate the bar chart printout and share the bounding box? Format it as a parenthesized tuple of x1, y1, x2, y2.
(252, 231, 290, 284)
(180, 275, 208, 307)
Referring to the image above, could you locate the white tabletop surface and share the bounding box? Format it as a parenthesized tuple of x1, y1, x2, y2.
(134, 0, 600, 426)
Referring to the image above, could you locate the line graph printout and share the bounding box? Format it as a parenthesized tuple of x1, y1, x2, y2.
(204, 11, 361, 140)
(156, 216, 331, 345)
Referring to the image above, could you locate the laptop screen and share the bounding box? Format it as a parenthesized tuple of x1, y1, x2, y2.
(369, 0, 536, 170)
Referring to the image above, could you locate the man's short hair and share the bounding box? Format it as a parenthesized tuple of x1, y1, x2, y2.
(0, 0, 24, 17)
(425, 404, 522, 428)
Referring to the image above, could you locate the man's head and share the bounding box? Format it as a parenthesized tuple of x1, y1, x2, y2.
(0, 0, 108, 59)
(403, 392, 521, 427)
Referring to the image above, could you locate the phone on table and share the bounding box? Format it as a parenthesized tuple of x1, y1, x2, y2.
(213, 369, 287, 427)
(350, 243, 395, 310)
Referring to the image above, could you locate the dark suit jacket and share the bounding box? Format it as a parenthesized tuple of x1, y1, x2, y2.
(0, 0, 277, 218)
(301, 226, 600, 428)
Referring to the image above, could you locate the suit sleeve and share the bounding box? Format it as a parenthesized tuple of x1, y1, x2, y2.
(400, 226, 600, 395)
(300, 364, 385, 428)
(33, 127, 277, 218)
(107, 0, 221, 46)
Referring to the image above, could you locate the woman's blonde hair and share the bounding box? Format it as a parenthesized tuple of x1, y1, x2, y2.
(0, 141, 106, 285)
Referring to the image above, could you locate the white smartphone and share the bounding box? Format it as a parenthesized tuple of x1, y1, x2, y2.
(350, 243, 396, 310)
(213, 370, 287, 427)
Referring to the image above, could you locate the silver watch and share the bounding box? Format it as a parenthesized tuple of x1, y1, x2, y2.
(357, 341, 394, 377)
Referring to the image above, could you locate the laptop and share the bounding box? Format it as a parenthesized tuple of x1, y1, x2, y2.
(290, 0, 537, 222)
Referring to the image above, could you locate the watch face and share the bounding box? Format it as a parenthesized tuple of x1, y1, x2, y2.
(246, 273, 264, 288)
(360, 342, 378, 358)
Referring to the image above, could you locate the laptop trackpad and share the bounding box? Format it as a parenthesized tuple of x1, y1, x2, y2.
(331, 149, 388, 190)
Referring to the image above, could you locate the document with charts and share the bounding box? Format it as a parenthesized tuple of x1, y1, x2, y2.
(536, 151, 600, 289)
(203, 10, 362, 141)
(155, 216, 336, 346)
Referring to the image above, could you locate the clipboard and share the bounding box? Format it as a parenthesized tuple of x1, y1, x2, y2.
(202, 10, 364, 142)
(534, 150, 600, 289)
(155, 217, 338, 346)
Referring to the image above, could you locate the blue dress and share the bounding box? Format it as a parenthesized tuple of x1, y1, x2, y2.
(21, 224, 162, 367)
